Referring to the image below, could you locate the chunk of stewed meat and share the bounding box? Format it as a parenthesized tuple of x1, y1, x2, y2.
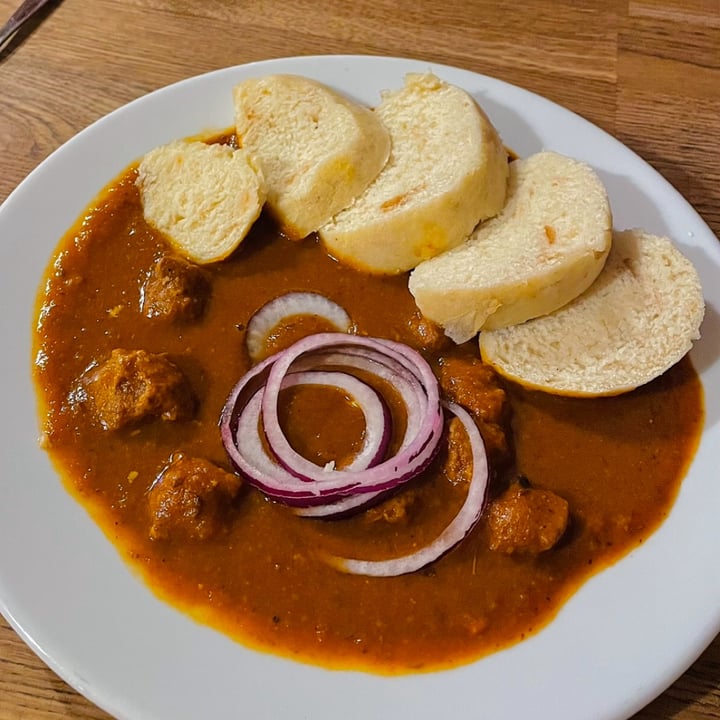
(141, 254, 210, 321)
(407, 310, 452, 353)
(365, 418, 474, 525)
(148, 455, 242, 541)
(364, 487, 420, 524)
(83, 348, 195, 430)
(438, 355, 511, 462)
(486, 482, 569, 554)
(442, 416, 474, 485)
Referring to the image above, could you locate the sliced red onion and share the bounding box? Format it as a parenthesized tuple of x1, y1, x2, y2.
(260, 334, 442, 487)
(234, 369, 390, 489)
(328, 401, 489, 577)
(225, 387, 340, 506)
(293, 490, 387, 518)
(220, 332, 444, 505)
(280, 370, 390, 472)
(232, 390, 343, 505)
(292, 348, 431, 517)
(300, 348, 427, 451)
(246, 292, 352, 362)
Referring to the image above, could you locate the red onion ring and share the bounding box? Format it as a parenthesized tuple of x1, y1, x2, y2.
(260, 334, 442, 485)
(297, 348, 428, 448)
(292, 347, 435, 517)
(327, 401, 489, 577)
(246, 292, 352, 362)
(221, 332, 492, 575)
(220, 333, 444, 505)
(237, 369, 390, 473)
(293, 489, 387, 518)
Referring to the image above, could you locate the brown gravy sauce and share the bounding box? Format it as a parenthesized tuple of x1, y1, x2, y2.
(33, 164, 704, 673)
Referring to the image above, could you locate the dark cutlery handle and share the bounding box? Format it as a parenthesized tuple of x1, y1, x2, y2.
(0, 0, 55, 47)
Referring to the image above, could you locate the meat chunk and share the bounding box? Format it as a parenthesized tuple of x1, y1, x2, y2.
(141, 254, 210, 321)
(438, 355, 511, 462)
(148, 455, 242, 541)
(407, 309, 452, 353)
(83, 348, 195, 430)
(363, 488, 420, 524)
(438, 356, 507, 424)
(442, 416, 474, 485)
(486, 481, 569, 554)
(364, 418, 472, 525)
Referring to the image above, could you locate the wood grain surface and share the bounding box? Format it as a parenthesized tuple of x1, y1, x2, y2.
(1, 0, 718, 718)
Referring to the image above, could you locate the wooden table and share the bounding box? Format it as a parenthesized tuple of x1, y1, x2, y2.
(1, 0, 718, 717)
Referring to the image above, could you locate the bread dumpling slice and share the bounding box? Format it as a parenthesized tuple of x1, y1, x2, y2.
(408, 151, 612, 342)
(479, 229, 705, 396)
(137, 139, 265, 264)
(318, 72, 509, 274)
(233, 74, 391, 239)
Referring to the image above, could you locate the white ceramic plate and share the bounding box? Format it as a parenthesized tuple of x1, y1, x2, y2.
(1, 55, 718, 720)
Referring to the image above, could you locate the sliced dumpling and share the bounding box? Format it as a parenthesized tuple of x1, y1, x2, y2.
(233, 74, 391, 239)
(478, 229, 705, 396)
(318, 72, 509, 274)
(409, 151, 612, 342)
(137, 139, 266, 264)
